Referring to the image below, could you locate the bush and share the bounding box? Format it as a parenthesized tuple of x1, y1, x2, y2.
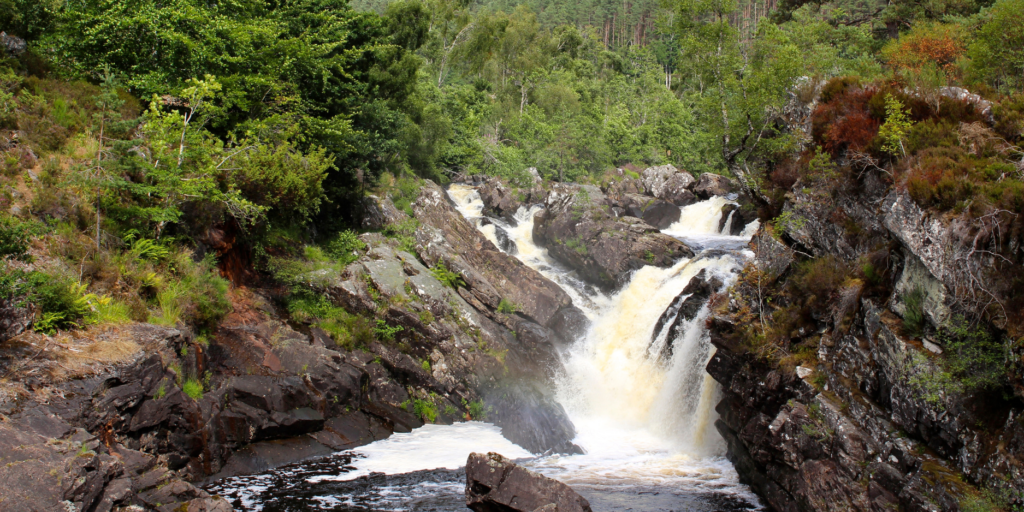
(373, 319, 404, 341)
(430, 261, 465, 289)
(325, 230, 366, 266)
(0, 215, 34, 261)
(413, 398, 437, 423)
(902, 287, 926, 337)
(790, 256, 849, 307)
(497, 298, 519, 314)
(182, 378, 204, 400)
(148, 253, 230, 331)
(939, 316, 1008, 394)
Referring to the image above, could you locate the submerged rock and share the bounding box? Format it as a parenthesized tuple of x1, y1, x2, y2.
(465, 452, 593, 512)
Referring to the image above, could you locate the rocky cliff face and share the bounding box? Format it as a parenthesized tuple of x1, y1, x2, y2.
(707, 195, 1024, 510)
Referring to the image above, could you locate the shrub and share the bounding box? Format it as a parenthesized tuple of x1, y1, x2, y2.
(182, 378, 203, 400)
(430, 261, 465, 289)
(148, 253, 230, 331)
(466, 399, 489, 420)
(902, 287, 926, 337)
(497, 298, 519, 314)
(374, 319, 404, 341)
(383, 218, 419, 254)
(0, 215, 34, 261)
(790, 256, 849, 307)
(325, 230, 366, 266)
(413, 398, 437, 423)
(939, 316, 1008, 394)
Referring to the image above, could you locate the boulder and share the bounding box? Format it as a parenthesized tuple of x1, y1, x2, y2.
(533, 183, 693, 290)
(693, 173, 735, 199)
(414, 180, 573, 328)
(466, 452, 592, 512)
(640, 200, 681, 229)
(641, 164, 697, 206)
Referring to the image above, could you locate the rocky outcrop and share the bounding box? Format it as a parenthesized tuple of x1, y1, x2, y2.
(0, 32, 26, 57)
(693, 173, 735, 199)
(650, 269, 722, 359)
(477, 178, 548, 222)
(0, 298, 31, 343)
(640, 165, 697, 206)
(465, 452, 593, 512)
(361, 194, 410, 231)
(414, 180, 577, 329)
(707, 209, 1024, 512)
(533, 183, 694, 290)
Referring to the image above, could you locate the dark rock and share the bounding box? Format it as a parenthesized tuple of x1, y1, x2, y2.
(466, 452, 592, 512)
(650, 269, 722, 358)
(486, 381, 583, 455)
(547, 306, 590, 344)
(641, 200, 681, 229)
(750, 226, 794, 282)
(693, 173, 735, 198)
(533, 183, 694, 290)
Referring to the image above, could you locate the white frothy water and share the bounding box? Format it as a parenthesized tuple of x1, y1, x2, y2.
(443, 184, 760, 504)
(308, 422, 531, 483)
(302, 184, 762, 508)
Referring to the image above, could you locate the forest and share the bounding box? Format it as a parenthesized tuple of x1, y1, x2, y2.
(0, 0, 1023, 357)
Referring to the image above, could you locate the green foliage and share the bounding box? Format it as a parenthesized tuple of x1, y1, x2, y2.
(413, 398, 437, 422)
(430, 261, 465, 288)
(878, 94, 913, 157)
(967, 0, 1024, 94)
(182, 378, 204, 400)
(374, 318, 404, 341)
(465, 398, 490, 420)
(903, 287, 926, 338)
(497, 297, 520, 314)
(564, 237, 588, 256)
(773, 210, 807, 238)
(939, 316, 1009, 394)
(325, 231, 367, 266)
(421, 359, 431, 372)
(383, 218, 419, 254)
(0, 215, 34, 261)
(147, 253, 231, 330)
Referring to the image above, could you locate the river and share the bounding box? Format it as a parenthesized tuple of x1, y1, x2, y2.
(206, 184, 763, 511)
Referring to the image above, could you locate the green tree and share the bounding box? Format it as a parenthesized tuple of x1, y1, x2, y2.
(667, 0, 802, 200)
(967, 0, 1024, 94)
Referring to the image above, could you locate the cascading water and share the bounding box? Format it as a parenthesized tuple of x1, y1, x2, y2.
(208, 184, 763, 511)
(446, 184, 762, 509)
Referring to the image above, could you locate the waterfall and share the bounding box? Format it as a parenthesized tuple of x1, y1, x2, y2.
(206, 185, 763, 511)
(447, 184, 760, 498)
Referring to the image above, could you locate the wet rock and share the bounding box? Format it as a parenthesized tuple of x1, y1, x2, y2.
(547, 306, 590, 344)
(533, 183, 694, 290)
(693, 173, 735, 198)
(641, 200, 681, 229)
(465, 452, 592, 512)
(414, 180, 573, 328)
(650, 269, 722, 358)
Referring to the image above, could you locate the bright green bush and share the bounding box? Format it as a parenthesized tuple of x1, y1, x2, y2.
(0, 215, 34, 261)
(430, 261, 465, 289)
(182, 378, 204, 400)
(325, 230, 366, 266)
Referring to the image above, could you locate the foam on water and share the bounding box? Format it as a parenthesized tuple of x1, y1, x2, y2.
(309, 422, 531, 483)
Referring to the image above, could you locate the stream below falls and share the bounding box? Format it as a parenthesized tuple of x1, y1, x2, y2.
(206, 185, 764, 511)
